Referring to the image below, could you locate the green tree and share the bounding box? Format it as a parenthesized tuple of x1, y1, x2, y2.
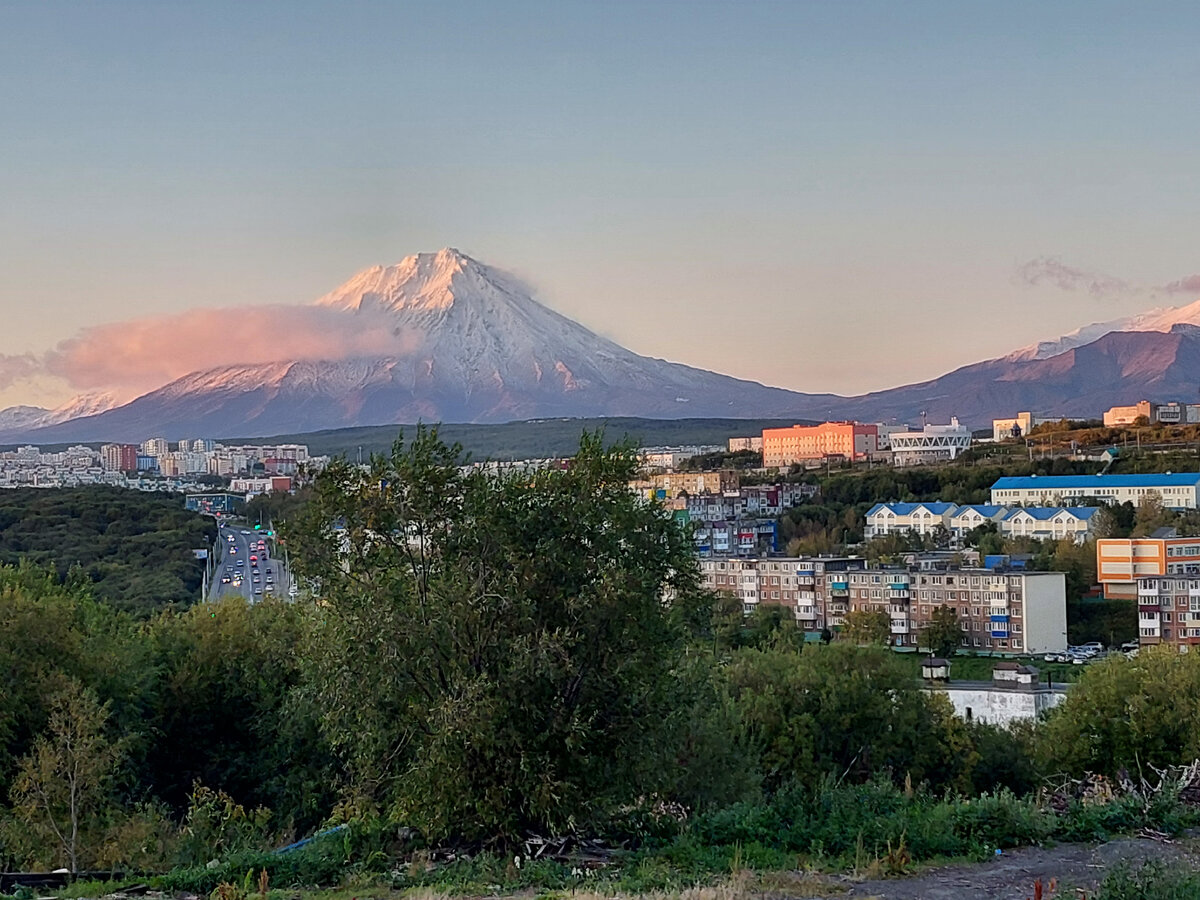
(9, 680, 125, 873)
(1037, 646, 1200, 776)
(841, 608, 890, 645)
(922, 605, 964, 657)
(288, 428, 711, 842)
(726, 643, 976, 792)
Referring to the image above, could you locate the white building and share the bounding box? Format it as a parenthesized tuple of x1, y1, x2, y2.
(948, 505, 1009, 539)
(888, 418, 972, 466)
(991, 412, 1055, 442)
(929, 666, 1067, 727)
(864, 502, 958, 539)
(1000, 507, 1100, 543)
(991, 474, 1200, 510)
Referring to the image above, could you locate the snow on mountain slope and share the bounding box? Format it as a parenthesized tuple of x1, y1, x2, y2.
(1009, 298, 1200, 360)
(13, 249, 836, 441)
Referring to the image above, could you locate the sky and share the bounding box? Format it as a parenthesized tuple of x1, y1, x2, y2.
(2, 0, 1200, 409)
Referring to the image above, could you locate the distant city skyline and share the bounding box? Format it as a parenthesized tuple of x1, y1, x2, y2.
(2, 1, 1199, 408)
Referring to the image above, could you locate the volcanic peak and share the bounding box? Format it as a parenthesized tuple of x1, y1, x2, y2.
(313, 247, 528, 317)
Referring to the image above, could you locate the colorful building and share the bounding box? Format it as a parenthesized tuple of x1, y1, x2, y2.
(761, 422, 881, 468)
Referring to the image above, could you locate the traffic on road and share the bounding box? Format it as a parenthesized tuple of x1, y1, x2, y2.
(209, 522, 296, 603)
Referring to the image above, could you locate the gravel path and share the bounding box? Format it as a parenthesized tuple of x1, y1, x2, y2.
(822, 835, 1198, 899)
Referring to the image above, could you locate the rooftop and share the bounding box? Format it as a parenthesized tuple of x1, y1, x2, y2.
(993, 473, 1200, 490)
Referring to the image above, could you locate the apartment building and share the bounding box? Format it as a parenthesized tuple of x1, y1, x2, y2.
(762, 422, 881, 467)
(868, 502, 1096, 544)
(1097, 536, 1200, 599)
(887, 418, 973, 466)
(1000, 507, 1099, 543)
(727, 436, 763, 452)
(948, 505, 1009, 538)
(1135, 574, 1200, 652)
(698, 557, 1068, 654)
(865, 502, 958, 538)
(991, 474, 1200, 509)
(632, 470, 741, 499)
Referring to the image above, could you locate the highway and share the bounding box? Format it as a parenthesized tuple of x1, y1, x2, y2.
(208, 522, 295, 603)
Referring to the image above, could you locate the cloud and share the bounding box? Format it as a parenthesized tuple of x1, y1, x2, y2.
(1159, 274, 1200, 295)
(37, 304, 420, 398)
(1016, 257, 1134, 299)
(0, 353, 40, 390)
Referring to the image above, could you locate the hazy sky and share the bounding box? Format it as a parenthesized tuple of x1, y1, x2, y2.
(3, 1, 1200, 408)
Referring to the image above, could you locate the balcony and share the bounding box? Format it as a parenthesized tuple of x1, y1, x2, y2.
(890, 621, 909, 634)
(1139, 584, 1161, 596)
(888, 585, 911, 598)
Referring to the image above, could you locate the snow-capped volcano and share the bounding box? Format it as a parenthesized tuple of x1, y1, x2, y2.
(1009, 297, 1200, 360)
(6, 249, 833, 441)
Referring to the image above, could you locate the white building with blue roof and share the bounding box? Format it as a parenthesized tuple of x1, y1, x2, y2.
(991, 474, 1200, 510)
(1000, 507, 1100, 543)
(865, 502, 959, 539)
(948, 505, 1009, 538)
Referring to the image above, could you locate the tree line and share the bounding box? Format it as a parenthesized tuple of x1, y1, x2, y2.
(2, 431, 1200, 874)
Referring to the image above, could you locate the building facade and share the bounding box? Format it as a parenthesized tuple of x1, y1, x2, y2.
(698, 557, 1068, 654)
(887, 418, 973, 466)
(1097, 536, 1200, 599)
(991, 474, 1200, 509)
(991, 412, 1054, 442)
(761, 422, 881, 467)
(999, 507, 1099, 543)
(1135, 573, 1200, 652)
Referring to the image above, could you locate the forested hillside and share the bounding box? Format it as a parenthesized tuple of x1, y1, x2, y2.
(0, 486, 216, 615)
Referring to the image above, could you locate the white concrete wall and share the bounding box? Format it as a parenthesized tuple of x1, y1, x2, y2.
(932, 686, 1066, 728)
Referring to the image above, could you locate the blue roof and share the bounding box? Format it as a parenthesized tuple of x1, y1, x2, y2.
(993, 474, 1200, 490)
(1002, 506, 1102, 521)
(952, 505, 1006, 517)
(867, 501, 956, 516)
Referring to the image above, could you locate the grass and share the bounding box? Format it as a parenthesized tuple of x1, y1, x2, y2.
(893, 651, 1086, 684)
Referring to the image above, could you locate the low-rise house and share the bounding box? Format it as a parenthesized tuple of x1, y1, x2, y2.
(1000, 506, 1099, 543)
(864, 502, 958, 539)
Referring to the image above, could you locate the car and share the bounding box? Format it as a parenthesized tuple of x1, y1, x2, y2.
(220, 576, 230, 584)
(1079, 642, 1104, 652)
(1120, 641, 1139, 653)
(237, 560, 244, 567)
(254, 588, 263, 595)
(250, 554, 258, 562)
(265, 584, 275, 593)
(225, 566, 232, 573)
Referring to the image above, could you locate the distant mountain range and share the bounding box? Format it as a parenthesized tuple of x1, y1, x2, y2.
(4, 249, 1200, 443)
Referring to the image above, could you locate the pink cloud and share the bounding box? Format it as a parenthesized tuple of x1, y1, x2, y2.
(41, 305, 417, 397)
(1159, 274, 1200, 295)
(0, 353, 40, 390)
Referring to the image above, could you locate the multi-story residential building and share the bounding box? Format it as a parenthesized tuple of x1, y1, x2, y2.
(762, 422, 881, 467)
(141, 437, 169, 458)
(999, 506, 1099, 543)
(865, 502, 958, 539)
(948, 505, 1008, 539)
(992, 412, 1054, 442)
(887, 418, 973, 466)
(699, 557, 1067, 654)
(991, 473, 1200, 509)
(1135, 574, 1200, 651)
(727, 436, 763, 452)
(1097, 536, 1200, 599)
(100, 443, 139, 472)
(632, 470, 741, 499)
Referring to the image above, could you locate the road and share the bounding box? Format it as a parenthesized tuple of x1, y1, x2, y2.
(208, 522, 295, 603)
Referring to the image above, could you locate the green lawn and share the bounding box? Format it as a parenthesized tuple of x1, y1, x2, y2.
(894, 651, 1087, 684)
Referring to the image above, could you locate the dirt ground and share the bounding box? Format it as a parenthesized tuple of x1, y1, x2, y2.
(825, 835, 1200, 899)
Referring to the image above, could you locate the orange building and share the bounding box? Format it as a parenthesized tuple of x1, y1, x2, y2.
(762, 422, 880, 468)
(1097, 537, 1200, 599)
